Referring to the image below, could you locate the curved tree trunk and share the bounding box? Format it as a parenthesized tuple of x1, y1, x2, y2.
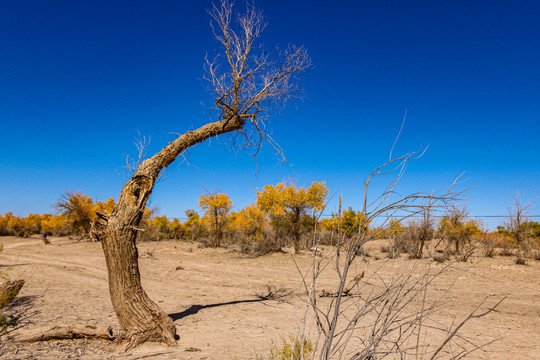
(93, 115, 244, 348)
(99, 176, 176, 349)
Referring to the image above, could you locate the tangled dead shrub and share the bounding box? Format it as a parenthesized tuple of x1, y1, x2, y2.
(234, 225, 284, 256)
(432, 251, 450, 263)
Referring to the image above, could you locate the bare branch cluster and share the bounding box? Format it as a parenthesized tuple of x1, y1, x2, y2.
(293, 153, 502, 359)
(204, 0, 311, 158)
(124, 131, 152, 177)
(503, 194, 531, 245)
(504, 194, 533, 263)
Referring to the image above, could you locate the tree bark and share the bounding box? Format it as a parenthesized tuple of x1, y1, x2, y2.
(293, 231, 300, 254)
(94, 115, 244, 348)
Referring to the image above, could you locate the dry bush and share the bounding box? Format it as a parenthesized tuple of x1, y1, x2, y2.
(231, 225, 284, 256)
(497, 247, 514, 256)
(478, 232, 497, 257)
(314, 229, 336, 246)
(379, 243, 391, 253)
(0, 264, 25, 334)
(384, 211, 435, 260)
(388, 233, 410, 258)
(503, 195, 533, 265)
(237, 237, 283, 256)
(455, 243, 476, 262)
(409, 211, 436, 259)
(293, 154, 503, 359)
(0, 280, 24, 309)
(438, 206, 482, 257)
(257, 335, 313, 360)
(432, 251, 451, 263)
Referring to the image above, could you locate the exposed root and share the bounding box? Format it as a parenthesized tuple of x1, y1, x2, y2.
(7, 325, 115, 342)
(122, 322, 177, 351)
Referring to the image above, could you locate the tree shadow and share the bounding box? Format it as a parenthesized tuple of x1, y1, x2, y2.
(1, 295, 40, 336)
(169, 285, 292, 321)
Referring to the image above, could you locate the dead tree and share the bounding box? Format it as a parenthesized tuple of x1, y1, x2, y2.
(412, 208, 435, 258)
(294, 156, 502, 359)
(91, 1, 310, 348)
(504, 194, 531, 264)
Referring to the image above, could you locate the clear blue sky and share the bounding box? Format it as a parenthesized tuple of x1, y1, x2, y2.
(1, 0, 538, 230)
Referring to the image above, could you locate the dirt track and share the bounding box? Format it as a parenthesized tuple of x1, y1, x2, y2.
(0, 236, 538, 359)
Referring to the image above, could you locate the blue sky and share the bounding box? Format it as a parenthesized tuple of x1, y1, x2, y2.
(1, 0, 538, 230)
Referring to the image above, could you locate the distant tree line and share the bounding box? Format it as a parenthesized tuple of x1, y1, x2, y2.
(1, 184, 538, 262)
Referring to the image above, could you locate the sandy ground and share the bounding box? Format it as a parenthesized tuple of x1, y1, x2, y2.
(0, 235, 538, 360)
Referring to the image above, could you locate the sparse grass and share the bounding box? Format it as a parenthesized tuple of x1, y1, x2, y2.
(256, 335, 313, 360)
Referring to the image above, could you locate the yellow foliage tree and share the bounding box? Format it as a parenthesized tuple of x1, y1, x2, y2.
(183, 209, 204, 241)
(0, 213, 12, 235)
(7, 216, 28, 237)
(23, 214, 41, 234)
(94, 198, 116, 215)
(256, 181, 328, 253)
(323, 207, 370, 237)
(320, 216, 339, 233)
(168, 218, 183, 240)
(41, 214, 69, 236)
(199, 193, 232, 247)
(55, 191, 96, 236)
(148, 215, 170, 240)
(229, 204, 267, 241)
(439, 206, 483, 254)
(341, 207, 370, 236)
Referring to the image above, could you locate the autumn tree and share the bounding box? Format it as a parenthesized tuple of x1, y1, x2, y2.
(94, 198, 116, 215)
(0, 213, 12, 236)
(168, 218, 183, 240)
(183, 209, 205, 241)
(90, 1, 310, 347)
(439, 205, 481, 254)
(199, 192, 232, 247)
(147, 215, 185, 241)
(55, 191, 96, 236)
(320, 216, 338, 233)
(320, 206, 370, 246)
(41, 214, 69, 236)
(6, 216, 29, 238)
(228, 204, 276, 254)
(526, 221, 540, 239)
(256, 181, 328, 253)
(339, 207, 370, 237)
(229, 204, 266, 241)
(148, 215, 171, 240)
(386, 218, 405, 238)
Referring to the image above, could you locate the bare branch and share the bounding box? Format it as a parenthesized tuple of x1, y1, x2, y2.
(124, 131, 152, 177)
(204, 0, 310, 159)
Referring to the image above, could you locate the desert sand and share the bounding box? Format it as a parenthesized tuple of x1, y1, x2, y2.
(0, 236, 538, 359)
